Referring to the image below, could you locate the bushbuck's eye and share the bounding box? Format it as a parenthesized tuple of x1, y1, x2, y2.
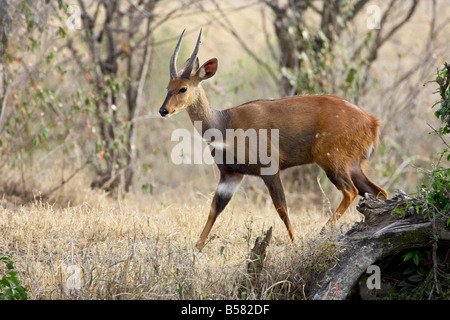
(179, 87, 188, 94)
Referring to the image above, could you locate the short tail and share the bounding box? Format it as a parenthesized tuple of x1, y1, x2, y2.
(364, 115, 381, 161)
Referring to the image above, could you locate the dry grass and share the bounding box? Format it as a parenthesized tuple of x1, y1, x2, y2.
(0, 169, 359, 300)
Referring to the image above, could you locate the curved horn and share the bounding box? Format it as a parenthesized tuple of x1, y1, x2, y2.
(181, 28, 202, 79)
(170, 29, 185, 79)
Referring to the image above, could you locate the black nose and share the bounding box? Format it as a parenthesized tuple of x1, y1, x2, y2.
(159, 107, 168, 117)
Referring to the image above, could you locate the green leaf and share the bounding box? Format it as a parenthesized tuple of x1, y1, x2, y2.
(0, 256, 14, 269)
(408, 274, 423, 283)
(413, 253, 420, 266)
(345, 67, 357, 84)
(15, 286, 28, 300)
(56, 27, 66, 38)
(0, 255, 28, 300)
(403, 251, 414, 262)
(42, 128, 49, 140)
(95, 141, 103, 153)
(403, 250, 421, 266)
(177, 285, 183, 299)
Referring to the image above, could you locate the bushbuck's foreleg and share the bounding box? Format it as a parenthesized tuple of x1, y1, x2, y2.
(196, 171, 243, 249)
(261, 173, 296, 242)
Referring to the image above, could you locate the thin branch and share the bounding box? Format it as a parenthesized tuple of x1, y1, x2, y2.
(66, 39, 89, 76)
(351, 0, 395, 61)
(428, 123, 450, 150)
(350, 0, 371, 18)
(260, 6, 278, 63)
(136, 22, 153, 115)
(379, 0, 449, 99)
(209, 0, 279, 84)
(355, 0, 419, 101)
(125, 0, 156, 18)
(0, 84, 9, 135)
(375, 0, 419, 54)
(43, 159, 91, 197)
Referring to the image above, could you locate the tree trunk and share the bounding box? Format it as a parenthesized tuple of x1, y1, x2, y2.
(0, 0, 11, 136)
(75, 0, 156, 193)
(310, 191, 450, 300)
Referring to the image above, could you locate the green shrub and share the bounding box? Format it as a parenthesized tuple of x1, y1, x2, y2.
(0, 255, 28, 300)
(389, 63, 450, 299)
(396, 63, 450, 224)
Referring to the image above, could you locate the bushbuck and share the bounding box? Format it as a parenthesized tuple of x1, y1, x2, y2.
(159, 29, 387, 249)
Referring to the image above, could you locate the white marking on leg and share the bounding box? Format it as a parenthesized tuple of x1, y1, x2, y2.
(217, 180, 240, 198)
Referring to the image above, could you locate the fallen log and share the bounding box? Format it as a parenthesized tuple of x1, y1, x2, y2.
(310, 191, 450, 300)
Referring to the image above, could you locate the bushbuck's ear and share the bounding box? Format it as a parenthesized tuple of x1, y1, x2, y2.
(195, 58, 218, 81)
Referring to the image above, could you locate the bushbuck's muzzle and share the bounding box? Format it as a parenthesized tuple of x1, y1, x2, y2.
(159, 92, 172, 117)
(159, 106, 168, 117)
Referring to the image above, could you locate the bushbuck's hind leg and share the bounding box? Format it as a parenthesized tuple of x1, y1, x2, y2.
(196, 171, 243, 249)
(325, 170, 359, 224)
(261, 173, 296, 242)
(351, 162, 388, 200)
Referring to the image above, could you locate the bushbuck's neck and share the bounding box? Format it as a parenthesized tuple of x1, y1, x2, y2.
(186, 86, 215, 132)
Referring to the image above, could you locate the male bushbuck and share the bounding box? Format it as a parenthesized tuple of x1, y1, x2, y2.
(159, 29, 388, 249)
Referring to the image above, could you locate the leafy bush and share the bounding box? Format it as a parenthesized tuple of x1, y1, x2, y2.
(0, 255, 28, 300)
(389, 63, 450, 299)
(396, 63, 450, 224)
(434, 63, 450, 136)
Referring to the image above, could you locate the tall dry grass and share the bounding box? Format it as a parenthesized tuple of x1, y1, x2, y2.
(0, 169, 359, 300)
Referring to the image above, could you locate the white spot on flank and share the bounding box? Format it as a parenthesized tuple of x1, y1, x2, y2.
(315, 133, 320, 138)
(326, 153, 331, 157)
(217, 180, 240, 197)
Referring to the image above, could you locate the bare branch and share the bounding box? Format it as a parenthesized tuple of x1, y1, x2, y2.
(209, 0, 279, 84)
(347, 0, 371, 19)
(375, 0, 419, 56)
(43, 159, 91, 197)
(260, 6, 278, 63)
(355, 0, 419, 101)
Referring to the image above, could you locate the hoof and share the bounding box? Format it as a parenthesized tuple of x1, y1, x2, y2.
(195, 239, 205, 250)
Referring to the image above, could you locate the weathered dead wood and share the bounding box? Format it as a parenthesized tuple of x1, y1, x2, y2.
(310, 191, 450, 300)
(238, 227, 273, 299)
(247, 227, 273, 278)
